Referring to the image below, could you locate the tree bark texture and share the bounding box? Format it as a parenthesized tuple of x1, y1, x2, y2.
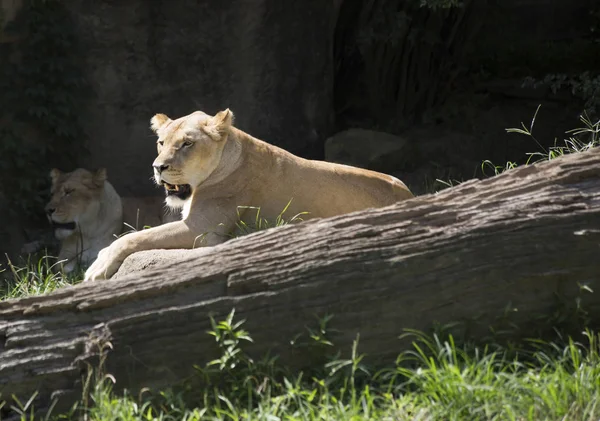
(2, 148, 600, 417)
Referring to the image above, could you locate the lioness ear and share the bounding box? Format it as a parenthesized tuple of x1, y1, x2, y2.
(50, 168, 61, 185)
(93, 168, 107, 188)
(202, 108, 234, 141)
(150, 113, 172, 133)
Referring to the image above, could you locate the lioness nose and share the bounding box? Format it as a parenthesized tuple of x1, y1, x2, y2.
(153, 164, 169, 174)
(46, 207, 55, 215)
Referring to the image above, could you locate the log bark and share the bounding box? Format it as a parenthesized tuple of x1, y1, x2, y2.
(2, 148, 600, 417)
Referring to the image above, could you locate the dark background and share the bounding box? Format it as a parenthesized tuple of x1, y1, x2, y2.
(0, 0, 598, 257)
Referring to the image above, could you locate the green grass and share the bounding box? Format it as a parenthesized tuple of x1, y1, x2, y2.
(230, 198, 309, 238)
(3, 310, 599, 421)
(481, 107, 599, 178)
(429, 107, 600, 191)
(2, 113, 600, 420)
(1, 275, 598, 420)
(0, 252, 83, 300)
(0, 200, 306, 298)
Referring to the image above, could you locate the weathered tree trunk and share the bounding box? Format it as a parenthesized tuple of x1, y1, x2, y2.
(2, 148, 600, 417)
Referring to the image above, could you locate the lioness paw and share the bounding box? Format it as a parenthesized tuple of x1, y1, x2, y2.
(83, 245, 125, 281)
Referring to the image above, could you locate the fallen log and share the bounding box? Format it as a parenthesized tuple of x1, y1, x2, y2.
(2, 148, 600, 417)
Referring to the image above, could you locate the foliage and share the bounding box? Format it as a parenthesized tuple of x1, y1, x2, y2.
(3, 309, 600, 420)
(1, 252, 599, 420)
(0, 252, 82, 300)
(0, 199, 309, 300)
(429, 106, 600, 189)
(231, 199, 309, 238)
(0, 0, 88, 223)
(523, 72, 600, 118)
(1, 98, 599, 419)
(482, 106, 600, 177)
(514, 7, 599, 116)
(205, 309, 255, 371)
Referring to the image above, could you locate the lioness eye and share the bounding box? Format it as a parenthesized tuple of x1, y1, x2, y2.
(183, 140, 193, 147)
(157, 140, 164, 146)
(64, 188, 74, 196)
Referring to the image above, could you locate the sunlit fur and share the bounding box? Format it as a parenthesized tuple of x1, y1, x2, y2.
(151, 110, 231, 211)
(84, 108, 414, 281)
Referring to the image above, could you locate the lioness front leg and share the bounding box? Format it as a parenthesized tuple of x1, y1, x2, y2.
(83, 219, 230, 281)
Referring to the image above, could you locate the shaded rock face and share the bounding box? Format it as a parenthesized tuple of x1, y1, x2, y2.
(66, 0, 337, 196)
(325, 128, 409, 174)
(324, 126, 481, 196)
(0, 0, 24, 32)
(0, 193, 27, 261)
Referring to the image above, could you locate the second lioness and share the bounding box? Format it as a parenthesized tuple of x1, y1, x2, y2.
(45, 168, 179, 273)
(85, 109, 413, 281)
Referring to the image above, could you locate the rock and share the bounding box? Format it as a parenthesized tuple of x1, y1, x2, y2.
(388, 126, 482, 196)
(0, 0, 24, 32)
(59, 0, 338, 196)
(324, 128, 409, 173)
(113, 248, 212, 280)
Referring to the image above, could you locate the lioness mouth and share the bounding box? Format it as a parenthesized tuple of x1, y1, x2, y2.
(161, 181, 192, 199)
(52, 221, 76, 231)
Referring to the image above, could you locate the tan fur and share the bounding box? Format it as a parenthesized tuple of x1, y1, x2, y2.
(84, 109, 413, 281)
(45, 169, 177, 273)
(45, 168, 123, 273)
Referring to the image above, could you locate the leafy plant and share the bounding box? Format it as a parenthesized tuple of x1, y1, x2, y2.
(205, 309, 254, 372)
(522, 72, 600, 118)
(2, 299, 600, 420)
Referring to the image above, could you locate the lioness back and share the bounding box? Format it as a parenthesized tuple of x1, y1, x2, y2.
(300, 159, 413, 217)
(234, 132, 414, 221)
(84, 109, 415, 281)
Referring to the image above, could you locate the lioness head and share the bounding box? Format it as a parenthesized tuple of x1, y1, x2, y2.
(150, 109, 233, 209)
(45, 168, 107, 239)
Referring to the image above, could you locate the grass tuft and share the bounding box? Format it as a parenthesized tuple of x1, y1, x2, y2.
(0, 252, 82, 300)
(232, 198, 310, 238)
(4, 311, 599, 420)
(484, 107, 600, 177)
(2, 117, 600, 419)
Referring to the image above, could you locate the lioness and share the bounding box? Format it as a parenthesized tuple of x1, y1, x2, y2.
(45, 168, 123, 273)
(45, 168, 177, 273)
(84, 109, 414, 281)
